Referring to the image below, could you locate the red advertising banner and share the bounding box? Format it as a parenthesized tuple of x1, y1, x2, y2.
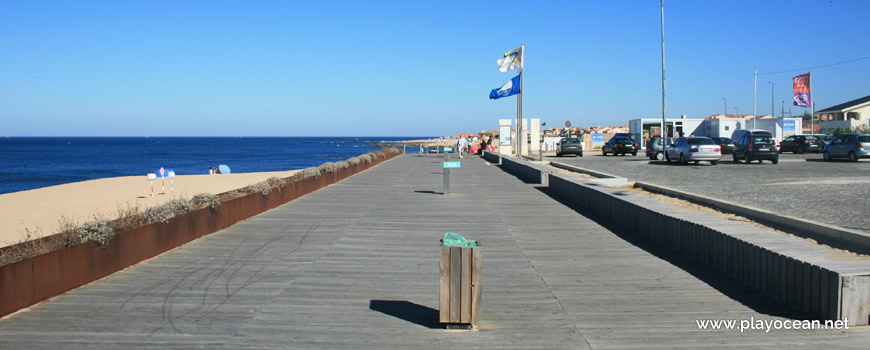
(793, 72, 811, 107)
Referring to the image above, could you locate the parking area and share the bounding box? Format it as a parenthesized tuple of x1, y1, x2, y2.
(548, 151, 870, 233)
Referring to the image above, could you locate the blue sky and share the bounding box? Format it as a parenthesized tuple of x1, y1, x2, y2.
(2, 0, 868, 137)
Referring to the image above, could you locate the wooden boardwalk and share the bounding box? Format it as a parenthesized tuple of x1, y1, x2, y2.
(1, 153, 868, 349)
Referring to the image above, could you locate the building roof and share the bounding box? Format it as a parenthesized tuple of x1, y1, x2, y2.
(816, 94, 870, 113)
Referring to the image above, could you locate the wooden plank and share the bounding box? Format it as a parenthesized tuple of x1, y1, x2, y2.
(802, 261, 812, 314)
(460, 246, 471, 323)
(449, 246, 461, 323)
(787, 257, 795, 308)
(779, 254, 788, 303)
(827, 270, 841, 321)
(439, 246, 449, 323)
(820, 268, 830, 320)
(772, 253, 781, 299)
(794, 259, 803, 311)
(811, 265, 822, 319)
(471, 246, 482, 326)
(760, 249, 768, 293)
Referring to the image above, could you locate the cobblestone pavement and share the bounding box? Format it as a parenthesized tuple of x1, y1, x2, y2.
(548, 151, 870, 233)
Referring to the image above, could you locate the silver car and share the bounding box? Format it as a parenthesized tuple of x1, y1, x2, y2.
(664, 137, 721, 165)
(823, 133, 870, 162)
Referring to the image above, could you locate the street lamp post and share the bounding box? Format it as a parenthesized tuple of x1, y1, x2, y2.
(660, 0, 666, 139)
(722, 97, 727, 116)
(735, 107, 739, 118)
(769, 81, 774, 118)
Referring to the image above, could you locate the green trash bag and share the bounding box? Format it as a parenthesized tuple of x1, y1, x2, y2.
(442, 232, 478, 247)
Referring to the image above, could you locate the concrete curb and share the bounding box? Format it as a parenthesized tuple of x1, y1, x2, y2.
(549, 162, 630, 187)
(549, 161, 619, 179)
(634, 181, 870, 252)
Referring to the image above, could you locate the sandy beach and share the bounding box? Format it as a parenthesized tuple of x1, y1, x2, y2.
(0, 170, 300, 248)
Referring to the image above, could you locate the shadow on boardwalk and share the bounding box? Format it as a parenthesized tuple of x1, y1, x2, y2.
(369, 300, 443, 329)
(534, 185, 809, 320)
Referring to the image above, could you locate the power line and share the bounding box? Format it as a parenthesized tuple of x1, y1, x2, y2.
(759, 55, 870, 75)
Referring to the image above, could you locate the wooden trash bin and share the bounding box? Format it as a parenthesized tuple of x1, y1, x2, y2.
(439, 243, 482, 328)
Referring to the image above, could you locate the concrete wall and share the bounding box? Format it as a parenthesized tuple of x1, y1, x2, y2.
(489, 154, 870, 326)
(483, 150, 501, 164)
(547, 173, 870, 326)
(500, 155, 551, 186)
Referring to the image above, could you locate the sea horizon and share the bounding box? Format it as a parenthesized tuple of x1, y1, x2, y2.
(0, 136, 435, 195)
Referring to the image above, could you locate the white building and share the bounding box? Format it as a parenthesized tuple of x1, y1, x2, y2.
(750, 117, 803, 140)
(699, 117, 802, 140)
(816, 95, 870, 134)
(700, 118, 745, 138)
(628, 117, 705, 146)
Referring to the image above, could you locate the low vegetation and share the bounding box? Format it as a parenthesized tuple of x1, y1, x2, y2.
(0, 148, 401, 267)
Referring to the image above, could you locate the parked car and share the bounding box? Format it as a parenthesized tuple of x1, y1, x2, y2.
(732, 130, 778, 164)
(602, 136, 640, 156)
(779, 135, 823, 154)
(645, 137, 673, 160)
(730, 129, 769, 143)
(710, 137, 735, 154)
(822, 133, 870, 162)
(556, 137, 583, 157)
(664, 137, 721, 165)
(817, 135, 835, 148)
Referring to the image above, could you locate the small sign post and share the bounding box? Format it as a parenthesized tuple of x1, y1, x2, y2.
(167, 169, 175, 193)
(147, 173, 157, 197)
(159, 167, 166, 194)
(443, 147, 453, 161)
(442, 161, 460, 195)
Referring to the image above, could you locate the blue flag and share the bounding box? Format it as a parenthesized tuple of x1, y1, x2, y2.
(489, 75, 520, 100)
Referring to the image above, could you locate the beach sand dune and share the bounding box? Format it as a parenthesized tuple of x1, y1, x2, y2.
(0, 170, 300, 248)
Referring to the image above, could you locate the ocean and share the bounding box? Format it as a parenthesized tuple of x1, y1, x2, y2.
(0, 137, 429, 195)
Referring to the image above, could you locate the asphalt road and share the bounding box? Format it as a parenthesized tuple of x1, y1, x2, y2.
(547, 150, 870, 234)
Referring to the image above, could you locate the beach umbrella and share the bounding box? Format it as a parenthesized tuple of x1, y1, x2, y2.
(218, 164, 231, 174)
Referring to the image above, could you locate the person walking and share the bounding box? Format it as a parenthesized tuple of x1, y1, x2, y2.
(457, 136, 467, 158)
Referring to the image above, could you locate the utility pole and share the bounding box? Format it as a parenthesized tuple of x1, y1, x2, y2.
(769, 81, 774, 118)
(660, 0, 667, 138)
(754, 68, 757, 128)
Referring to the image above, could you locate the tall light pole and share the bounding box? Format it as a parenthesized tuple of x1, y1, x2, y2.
(768, 81, 774, 118)
(722, 97, 727, 116)
(660, 0, 666, 138)
(753, 68, 757, 128)
(735, 107, 739, 118)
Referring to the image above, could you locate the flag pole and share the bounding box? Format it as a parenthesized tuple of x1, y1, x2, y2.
(660, 1, 666, 140)
(810, 70, 814, 135)
(517, 44, 524, 157)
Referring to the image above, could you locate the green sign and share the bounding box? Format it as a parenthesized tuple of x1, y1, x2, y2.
(443, 161, 461, 168)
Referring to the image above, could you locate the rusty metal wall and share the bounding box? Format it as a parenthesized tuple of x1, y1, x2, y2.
(0, 151, 400, 317)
